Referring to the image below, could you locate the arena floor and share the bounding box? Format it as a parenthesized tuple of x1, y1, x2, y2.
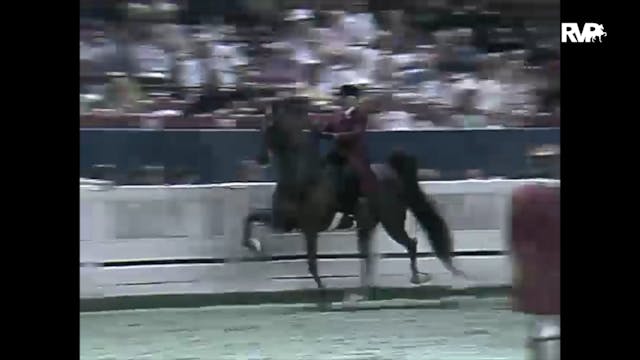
(80, 297, 527, 360)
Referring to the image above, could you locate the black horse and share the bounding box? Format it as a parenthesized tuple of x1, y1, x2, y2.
(242, 97, 464, 298)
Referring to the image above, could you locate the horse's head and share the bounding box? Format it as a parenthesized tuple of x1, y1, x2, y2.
(257, 96, 311, 165)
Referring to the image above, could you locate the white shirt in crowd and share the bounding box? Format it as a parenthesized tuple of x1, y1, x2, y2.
(392, 53, 417, 68)
(290, 39, 317, 66)
(208, 43, 248, 86)
(451, 113, 489, 128)
(81, 39, 116, 62)
(341, 12, 379, 44)
(503, 83, 534, 111)
(476, 79, 505, 113)
(80, 41, 91, 61)
(326, 18, 351, 51)
(375, 111, 415, 130)
(135, 44, 170, 73)
(434, 81, 455, 106)
(331, 67, 361, 88)
(356, 47, 379, 82)
(375, 52, 397, 83)
(420, 80, 443, 100)
(177, 58, 204, 88)
(308, 65, 335, 96)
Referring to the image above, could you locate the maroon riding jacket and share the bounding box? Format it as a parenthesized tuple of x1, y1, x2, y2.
(510, 183, 560, 315)
(323, 107, 377, 194)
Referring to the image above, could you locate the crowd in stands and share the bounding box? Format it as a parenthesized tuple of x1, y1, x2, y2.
(80, 1, 560, 130)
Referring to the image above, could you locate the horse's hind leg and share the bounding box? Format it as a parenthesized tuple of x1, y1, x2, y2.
(381, 218, 432, 285)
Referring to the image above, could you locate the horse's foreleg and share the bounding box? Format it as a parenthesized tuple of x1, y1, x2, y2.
(243, 209, 273, 252)
(356, 227, 375, 299)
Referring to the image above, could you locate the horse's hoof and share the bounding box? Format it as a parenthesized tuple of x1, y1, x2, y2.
(243, 238, 262, 253)
(410, 272, 432, 285)
(344, 292, 366, 304)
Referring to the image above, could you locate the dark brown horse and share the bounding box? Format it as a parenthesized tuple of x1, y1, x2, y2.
(242, 97, 465, 299)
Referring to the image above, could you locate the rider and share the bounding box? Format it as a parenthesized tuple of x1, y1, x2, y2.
(318, 83, 378, 218)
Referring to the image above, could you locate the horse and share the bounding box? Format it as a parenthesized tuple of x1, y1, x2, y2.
(242, 96, 465, 300)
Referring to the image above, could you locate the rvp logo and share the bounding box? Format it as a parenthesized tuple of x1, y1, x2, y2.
(562, 23, 606, 43)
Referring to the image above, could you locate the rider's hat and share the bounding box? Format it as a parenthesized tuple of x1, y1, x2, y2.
(339, 84, 360, 98)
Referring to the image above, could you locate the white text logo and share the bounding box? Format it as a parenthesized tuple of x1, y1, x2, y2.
(561, 23, 606, 43)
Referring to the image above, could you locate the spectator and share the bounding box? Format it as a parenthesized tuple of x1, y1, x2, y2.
(281, 8, 319, 83)
(258, 43, 303, 84)
(82, 28, 119, 77)
(101, 74, 148, 113)
(451, 87, 488, 128)
(175, 45, 205, 89)
(210, 42, 248, 87)
(324, 11, 351, 55)
(354, 45, 381, 84)
(297, 60, 333, 101)
(385, 10, 407, 52)
(193, 28, 250, 88)
(80, 4, 559, 131)
(132, 30, 170, 76)
(372, 31, 396, 84)
(183, 72, 246, 117)
(373, 94, 415, 130)
(476, 56, 505, 114)
(340, 2, 380, 45)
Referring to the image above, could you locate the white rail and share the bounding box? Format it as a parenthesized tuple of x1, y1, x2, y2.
(80, 179, 559, 299)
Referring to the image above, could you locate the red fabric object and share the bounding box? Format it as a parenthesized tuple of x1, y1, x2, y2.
(510, 183, 560, 315)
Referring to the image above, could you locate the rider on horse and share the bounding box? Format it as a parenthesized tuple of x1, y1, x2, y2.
(320, 84, 377, 198)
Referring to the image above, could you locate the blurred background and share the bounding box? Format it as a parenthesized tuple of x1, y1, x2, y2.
(80, 0, 560, 184)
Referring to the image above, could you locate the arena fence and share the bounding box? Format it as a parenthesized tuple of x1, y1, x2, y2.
(80, 179, 559, 308)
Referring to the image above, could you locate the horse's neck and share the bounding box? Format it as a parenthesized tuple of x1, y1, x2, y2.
(273, 149, 304, 187)
(273, 141, 323, 190)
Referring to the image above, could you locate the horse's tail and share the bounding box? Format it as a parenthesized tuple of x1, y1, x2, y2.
(387, 150, 469, 279)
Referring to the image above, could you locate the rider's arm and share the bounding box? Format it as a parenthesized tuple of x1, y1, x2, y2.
(315, 115, 336, 138)
(332, 111, 367, 141)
